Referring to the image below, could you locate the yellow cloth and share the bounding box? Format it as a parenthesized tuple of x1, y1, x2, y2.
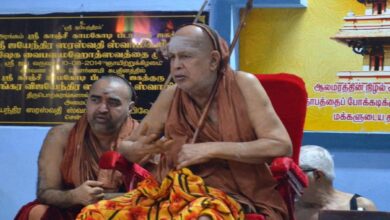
(76, 168, 244, 220)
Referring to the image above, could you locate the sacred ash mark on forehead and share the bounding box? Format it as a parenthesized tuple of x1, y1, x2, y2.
(168, 35, 202, 53)
(90, 80, 128, 100)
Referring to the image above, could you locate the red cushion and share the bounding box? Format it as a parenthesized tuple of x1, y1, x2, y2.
(256, 73, 308, 220)
(255, 73, 307, 163)
(271, 157, 308, 188)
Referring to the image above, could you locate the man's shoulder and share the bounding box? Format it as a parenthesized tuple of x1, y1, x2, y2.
(235, 71, 257, 82)
(356, 196, 377, 210)
(161, 85, 177, 96)
(40, 123, 75, 154)
(48, 123, 75, 138)
(234, 71, 265, 96)
(235, 71, 261, 89)
(53, 122, 75, 131)
(141, 85, 177, 127)
(154, 85, 177, 107)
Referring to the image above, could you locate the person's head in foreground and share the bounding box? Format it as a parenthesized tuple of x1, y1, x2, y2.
(295, 145, 377, 220)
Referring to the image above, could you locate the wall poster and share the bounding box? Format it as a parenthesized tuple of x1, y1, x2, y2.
(240, 1, 390, 132)
(0, 12, 207, 125)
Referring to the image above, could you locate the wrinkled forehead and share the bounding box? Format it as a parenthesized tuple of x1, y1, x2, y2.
(167, 35, 201, 53)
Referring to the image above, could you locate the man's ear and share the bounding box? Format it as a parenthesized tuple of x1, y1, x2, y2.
(314, 170, 323, 181)
(210, 50, 221, 71)
(128, 101, 135, 114)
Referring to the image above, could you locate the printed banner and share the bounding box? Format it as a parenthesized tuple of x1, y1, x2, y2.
(240, 0, 390, 132)
(0, 12, 207, 125)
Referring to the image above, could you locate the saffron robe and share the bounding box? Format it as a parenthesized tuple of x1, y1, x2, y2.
(159, 69, 288, 220)
(14, 115, 138, 220)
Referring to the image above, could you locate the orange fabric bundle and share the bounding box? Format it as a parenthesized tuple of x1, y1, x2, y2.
(76, 168, 244, 220)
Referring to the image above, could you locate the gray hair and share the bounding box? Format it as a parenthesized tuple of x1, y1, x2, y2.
(300, 145, 335, 181)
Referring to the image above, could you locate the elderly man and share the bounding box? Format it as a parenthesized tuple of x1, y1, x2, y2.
(77, 24, 292, 220)
(295, 145, 377, 220)
(15, 75, 139, 220)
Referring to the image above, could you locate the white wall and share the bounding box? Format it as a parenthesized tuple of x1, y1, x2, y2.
(0, 127, 49, 220)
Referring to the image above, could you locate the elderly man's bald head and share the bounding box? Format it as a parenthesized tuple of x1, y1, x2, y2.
(172, 25, 216, 52)
(166, 24, 223, 94)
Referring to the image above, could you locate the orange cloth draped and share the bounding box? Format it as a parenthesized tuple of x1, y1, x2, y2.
(61, 114, 138, 188)
(14, 115, 138, 220)
(76, 168, 244, 220)
(15, 200, 82, 220)
(158, 29, 288, 219)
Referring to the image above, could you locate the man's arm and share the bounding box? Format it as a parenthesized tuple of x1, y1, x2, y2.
(37, 123, 104, 208)
(177, 71, 292, 168)
(233, 71, 292, 160)
(118, 86, 176, 163)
